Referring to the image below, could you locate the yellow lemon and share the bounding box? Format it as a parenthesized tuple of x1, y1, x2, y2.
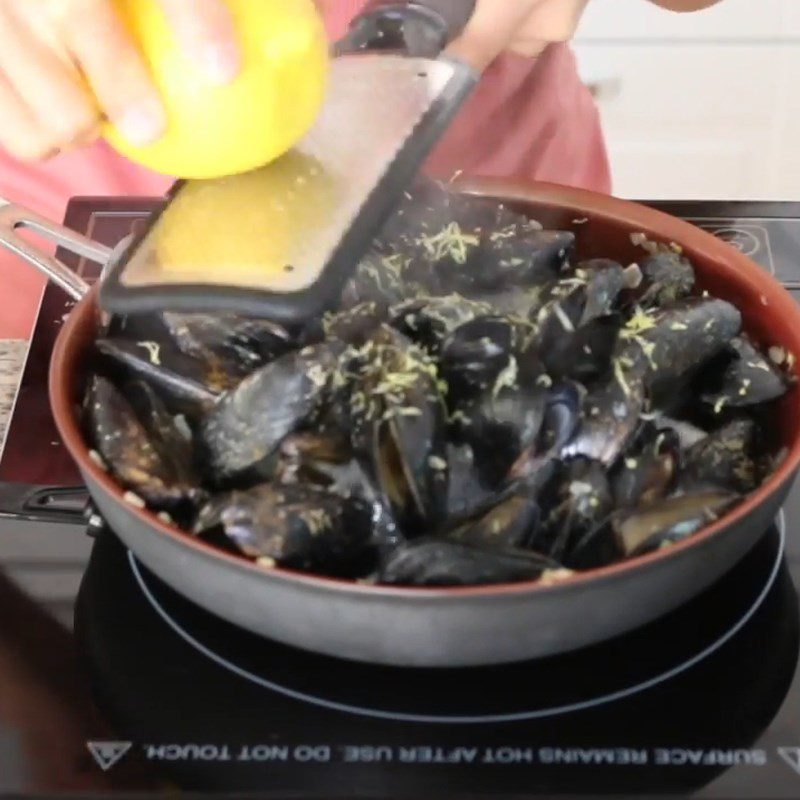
(104, 0, 329, 179)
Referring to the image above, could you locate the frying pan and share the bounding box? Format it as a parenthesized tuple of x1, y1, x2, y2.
(2, 179, 799, 668)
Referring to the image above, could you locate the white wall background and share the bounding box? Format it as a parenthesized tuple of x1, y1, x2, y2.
(572, 0, 800, 199)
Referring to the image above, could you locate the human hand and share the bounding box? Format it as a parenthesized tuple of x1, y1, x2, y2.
(447, 0, 591, 71)
(0, 0, 241, 162)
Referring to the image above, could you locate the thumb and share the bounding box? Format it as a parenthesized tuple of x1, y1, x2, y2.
(444, 0, 543, 71)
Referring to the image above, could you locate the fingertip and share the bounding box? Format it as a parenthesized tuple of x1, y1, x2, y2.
(115, 96, 167, 146)
(202, 39, 241, 85)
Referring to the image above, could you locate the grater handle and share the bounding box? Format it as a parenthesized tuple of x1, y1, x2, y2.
(403, 0, 477, 41)
(341, 1, 477, 58)
(0, 198, 110, 301)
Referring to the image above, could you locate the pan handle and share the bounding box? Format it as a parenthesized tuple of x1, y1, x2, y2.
(0, 198, 111, 301)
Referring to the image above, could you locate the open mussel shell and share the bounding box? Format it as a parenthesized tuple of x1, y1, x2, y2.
(457, 377, 548, 487)
(561, 370, 645, 467)
(272, 430, 352, 486)
(700, 336, 791, 410)
(200, 340, 344, 485)
(446, 488, 541, 551)
(84, 375, 204, 513)
(195, 483, 375, 576)
(613, 490, 739, 558)
(533, 457, 614, 562)
(649, 414, 708, 449)
(611, 423, 681, 509)
(378, 538, 560, 587)
(445, 442, 496, 519)
(681, 418, 761, 494)
(347, 326, 449, 532)
(510, 381, 583, 480)
(95, 337, 221, 414)
(371, 406, 449, 533)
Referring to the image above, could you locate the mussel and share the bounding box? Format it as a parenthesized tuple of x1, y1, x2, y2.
(439, 316, 517, 399)
(562, 369, 645, 466)
(613, 490, 738, 557)
(611, 423, 681, 509)
(535, 457, 613, 562)
(445, 442, 496, 519)
(681, 418, 760, 494)
(637, 250, 695, 307)
(84, 375, 203, 512)
(162, 312, 293, 370)
(510, 381, 583, 480)
(349, 327, 449, 531)
(388, 294, 494, 353)
(195, 483, 374, 574)
(379, 538, 560, 587)
(447, 488, 541, 551)
(701, 336, 790, 411)
(95, 337, 221, 414)
(200, 341, 344, 483)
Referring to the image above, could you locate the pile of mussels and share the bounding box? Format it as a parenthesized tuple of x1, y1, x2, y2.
(85, 179, 794, 587)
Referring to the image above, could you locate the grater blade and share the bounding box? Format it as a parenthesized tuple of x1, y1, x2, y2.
(99, 53, 477, 322)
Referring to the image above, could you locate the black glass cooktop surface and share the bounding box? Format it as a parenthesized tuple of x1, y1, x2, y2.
(0, 198, 799, 798)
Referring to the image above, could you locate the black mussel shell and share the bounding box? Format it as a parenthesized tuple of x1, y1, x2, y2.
(561, 369, 645, 466)
(457, 379, 547, 487)
(574, 259, 627, 325)
(85, 375, 203, 512)
(510, 381, 583, 480)
(378, 538, 560, 587)
(200, 341, 344, 484)
(701, 336, 790, 410)
(439, 316, 515, 399)
(445, 443, 496, 519)
(681, 418, 760, 494)
(95, 337, 221, 415)
(461, 229, 575, 292)
(162, 312, 293, 370)
(637, 250, 695, 307)
(535, 457, 613, 562)
(195, 483, 374, 575)
(273, 430, 352, 486)
(321, 301, 388, 346)
(616, 298, 742, 390)
(349, 327, 449, 531)
(447, 489, 541, 551)
(613, 490, 738, 557)
(389, 294, 494, 352)
(611, 423, 681, 509)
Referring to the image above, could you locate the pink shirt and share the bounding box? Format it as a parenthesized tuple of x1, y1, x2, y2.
(0, 1, 609, 339)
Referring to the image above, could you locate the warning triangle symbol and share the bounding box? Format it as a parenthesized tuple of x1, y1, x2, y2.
(778, 747, 800, 775)
(86, 741, 133, 771)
